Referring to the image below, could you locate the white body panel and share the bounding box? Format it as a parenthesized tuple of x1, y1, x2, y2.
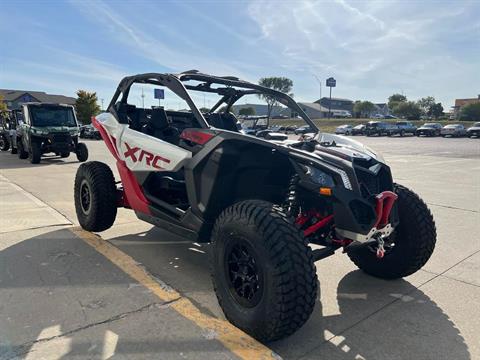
(95, 112, 192, 172)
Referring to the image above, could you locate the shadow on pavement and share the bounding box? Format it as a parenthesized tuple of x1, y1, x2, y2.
(0, 227, 470, 360)
(106, 227, 471, 360)
(283, 271, 471, 360)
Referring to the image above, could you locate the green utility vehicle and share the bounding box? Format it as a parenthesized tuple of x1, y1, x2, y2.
(16, 103, 89, 164)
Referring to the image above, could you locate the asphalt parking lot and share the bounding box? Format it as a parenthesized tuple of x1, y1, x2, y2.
(1, 135, 479, 359)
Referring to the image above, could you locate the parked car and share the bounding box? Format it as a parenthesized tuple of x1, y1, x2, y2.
(388, 121, 417, 137)
(466, 122, 480, 138)
(416, 123, 442, 137)
(332, 110, 352, 118)
(365, 121, 393, 136)
(335, 125, 353, 135)
(294, 125, 314, 135)
(441, 124, 467, 137)
(383, 115, 397, 119)
(80, 124, 101, 139)
(351, 124, 366, 135)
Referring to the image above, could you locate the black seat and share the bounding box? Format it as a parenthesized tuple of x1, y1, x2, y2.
(206, 113, 239, 132)
(115, 103, 138, 126)
(141, 107, 180, 144)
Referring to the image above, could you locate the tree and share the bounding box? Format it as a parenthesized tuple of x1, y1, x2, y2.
(353, 101, 376, 118)
(428, 103, 444, 119)
(388, 93, 407, 113)
(0, 95, 8, 112)
(199, 107, 210, 113)
(460, 103, 480, 121)
(258, 77, 293, 126)
(393, 101, 422, 120)
(239, 107, 255, 116)
(75, 90, 101, 125)
(417, 96, 435, 115)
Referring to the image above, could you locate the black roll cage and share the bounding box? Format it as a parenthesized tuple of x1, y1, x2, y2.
(107, 70, 319, 133)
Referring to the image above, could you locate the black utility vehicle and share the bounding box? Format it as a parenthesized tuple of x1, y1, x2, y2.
(16, 103, 89, 164)
(0, 110, 22, 153)
(74, 71, 436, 342)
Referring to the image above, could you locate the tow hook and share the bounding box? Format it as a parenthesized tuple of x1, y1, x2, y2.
(376, 238, 385, 259)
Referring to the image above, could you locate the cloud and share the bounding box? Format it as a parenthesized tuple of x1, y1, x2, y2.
(246, 0, 480, 105)
(69, 0, 251, 78)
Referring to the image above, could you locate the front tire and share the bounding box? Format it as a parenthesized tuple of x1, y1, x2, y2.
(0, 135, 10, 151)
(30, 142, 41, 164)
(348, 184, 436, 279)
(76, 142, 88, 162)
(74, 161, 117, 232)
(211, 200, 318, 342)
(18, 140, 28, 159)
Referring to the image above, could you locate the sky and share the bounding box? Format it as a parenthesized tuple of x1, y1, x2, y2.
(1, 0, 479, 110)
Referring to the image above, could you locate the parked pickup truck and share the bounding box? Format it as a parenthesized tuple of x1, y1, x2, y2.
(365, 121, 396, 136)
(387, 121, 417, 137)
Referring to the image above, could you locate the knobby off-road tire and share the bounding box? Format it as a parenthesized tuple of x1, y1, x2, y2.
(348, 184, 436, 279)
(18, 140, 28, 159)
(211, 200, 318, 342)
(76, 143, 89, 162)
(30, 142, 41, 164)
(74, 161, 117, 232)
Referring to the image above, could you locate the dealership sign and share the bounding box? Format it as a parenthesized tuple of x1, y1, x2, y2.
(326, 77, 336, 87)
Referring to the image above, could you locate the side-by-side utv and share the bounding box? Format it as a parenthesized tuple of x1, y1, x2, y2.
(74, 71, 436, 342)
(16, 103, 88, 164)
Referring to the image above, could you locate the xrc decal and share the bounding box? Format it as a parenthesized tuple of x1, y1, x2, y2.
(123, 142, 171, 169)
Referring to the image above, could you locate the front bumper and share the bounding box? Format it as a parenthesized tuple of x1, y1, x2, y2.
(335, 191, 397, 243)
(34, 133, 77, 152)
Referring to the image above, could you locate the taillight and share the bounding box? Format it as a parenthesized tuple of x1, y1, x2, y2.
(180, 129, 215, 145)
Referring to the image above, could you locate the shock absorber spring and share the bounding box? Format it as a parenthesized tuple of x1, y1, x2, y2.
(284, 174, 300, 217)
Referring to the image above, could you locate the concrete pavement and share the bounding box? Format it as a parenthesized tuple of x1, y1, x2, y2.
(1, 136, 479, 359)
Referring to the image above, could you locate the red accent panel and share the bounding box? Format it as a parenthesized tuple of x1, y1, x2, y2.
(180, 129, 215, 145)
(303, 214, 334, 237)
(92, 117, 120, 161)
(116, 160, 151, 215)
(374, 191, 398, 228)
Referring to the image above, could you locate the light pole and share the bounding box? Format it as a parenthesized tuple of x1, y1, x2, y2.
(313, 75, 322, 102)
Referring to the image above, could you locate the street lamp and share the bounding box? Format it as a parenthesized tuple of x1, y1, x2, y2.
(313, 75, 322, 102)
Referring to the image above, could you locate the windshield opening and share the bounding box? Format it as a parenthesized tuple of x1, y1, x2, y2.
(29, 106, 77, 127)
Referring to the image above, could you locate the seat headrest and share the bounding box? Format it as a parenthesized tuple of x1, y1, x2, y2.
(149, 107, 170, 130)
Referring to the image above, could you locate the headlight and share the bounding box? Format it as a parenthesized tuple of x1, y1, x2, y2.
(302, 165, 335, 187)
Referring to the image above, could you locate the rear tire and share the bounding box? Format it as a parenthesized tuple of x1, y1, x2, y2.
(74, 161, 117, 232)
(348, 184, 436, 279)
(30, 142, 41, 164)
(211, 200, 318, 342)
(76, 143, 88, 162)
